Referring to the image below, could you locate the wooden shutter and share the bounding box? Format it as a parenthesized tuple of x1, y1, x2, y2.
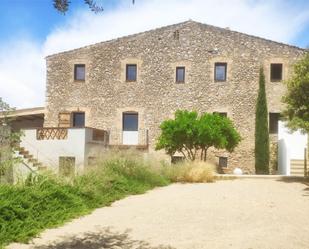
(58, 112, 71, 127)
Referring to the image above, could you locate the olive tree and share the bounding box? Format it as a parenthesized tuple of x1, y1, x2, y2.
(53, 0, 135, 14)
(155, 110, 241, 161)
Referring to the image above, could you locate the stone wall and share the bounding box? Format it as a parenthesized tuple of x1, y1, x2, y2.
(44, 20, 305, 173)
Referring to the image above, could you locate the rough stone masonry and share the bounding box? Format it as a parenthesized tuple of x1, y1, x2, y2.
(44, 20, 306, 173)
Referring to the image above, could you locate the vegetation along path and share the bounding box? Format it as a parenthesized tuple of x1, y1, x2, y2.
(8, 179, 309, 249)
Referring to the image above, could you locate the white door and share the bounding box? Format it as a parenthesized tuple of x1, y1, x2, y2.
(122, 113, 138, 145)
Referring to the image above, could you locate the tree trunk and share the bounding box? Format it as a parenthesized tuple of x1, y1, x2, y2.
(203, 148, 208, 161)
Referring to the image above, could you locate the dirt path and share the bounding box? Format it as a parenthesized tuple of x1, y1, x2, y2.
(8, 179, 309, 249)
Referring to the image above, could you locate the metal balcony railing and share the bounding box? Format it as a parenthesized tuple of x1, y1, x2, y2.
(107, 128, 149, 148)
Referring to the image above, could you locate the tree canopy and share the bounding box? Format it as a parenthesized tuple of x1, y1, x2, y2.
(53, 0, 135, 14)
(155, 110, 241, 161)
(282, 53, 309, 133)
(0, 98, 20, 181)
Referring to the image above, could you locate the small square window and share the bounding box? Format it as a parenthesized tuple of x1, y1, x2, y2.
(72, 112, 85, 127)
(88, 156, 97, 166)
(213, 112, 227, 117)
(171, 156, 185, 164)
(59, 157, 75, 177)
(74, 64, 85, 81)
(270, 64, 282, 82)
(176, 67, 185, 83)
(269, 113, 280, 134)
(126, 64, 137, 81)
(215, 63, 227, 81)
(219, 157, 228, 168)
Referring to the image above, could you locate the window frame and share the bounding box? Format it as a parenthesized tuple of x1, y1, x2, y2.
(122, 112, 138, 131)
(126, 64, 137, 82)
(59, 156, 75, 177)
(270, 63, 283, 82)
(269, 112, 280, 134)
(219, 157, 228, 168)
(176, 66, 186, 83)
(74, 64, 86, 81)
(72, 112, 85, 128)
(214, 62, 227, 82)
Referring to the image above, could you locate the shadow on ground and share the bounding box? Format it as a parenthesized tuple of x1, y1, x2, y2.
(33, 228, 174, 249)
(276, 177, 309, 196)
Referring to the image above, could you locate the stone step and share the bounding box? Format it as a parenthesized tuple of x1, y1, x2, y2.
(290, 173, 304, 176)
(28, 158, 38, 164)
(38, 165, 47, 171)
(291, 165, 305, 169)
(291, 169, 305, 173)
(291, 163, 305, 167)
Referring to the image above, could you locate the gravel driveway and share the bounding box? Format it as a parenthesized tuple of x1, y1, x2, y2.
(8, 179, 309, 249)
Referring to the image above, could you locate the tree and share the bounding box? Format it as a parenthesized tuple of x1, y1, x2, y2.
(255, 67, 269, 174)
(155, 110, 241, 161)
(282, 53, 309, 134)
(0, 98, 21, 183)
(53, 0, 135, 14)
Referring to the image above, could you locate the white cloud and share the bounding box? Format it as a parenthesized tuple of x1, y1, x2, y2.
(0, 39, 45, 108)
(1, 0, 309, 108)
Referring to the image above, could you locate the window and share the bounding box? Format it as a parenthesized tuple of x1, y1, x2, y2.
(59, 157, 75, 177)
(269, 113, 280, 134)
(72, 112, 85, 127)
(215, 63, 227, 81)
(88, 156, 97, 166)
(74, 64, 85, 81)
(219, 157, 228, 168)
(123, 112, 138, 131)
(171, 156, 185, 164)
(126, 64, 137, 81)
(270, 63, 283, 82)
(58, 112, 71, 128)
(176, 67, 185, 83)
(213, 112, 227, 117)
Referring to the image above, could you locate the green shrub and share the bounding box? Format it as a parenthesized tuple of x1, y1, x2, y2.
(0, 153, 169, 248)
(156, 110, 241, 161)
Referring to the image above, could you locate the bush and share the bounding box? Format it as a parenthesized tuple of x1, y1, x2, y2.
(0, 153, 169, 248)
(162, 160, 216, 183)
(156, 110, 241, 161)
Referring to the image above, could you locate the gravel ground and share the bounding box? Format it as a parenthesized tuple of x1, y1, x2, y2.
(8, 179, 309, 249)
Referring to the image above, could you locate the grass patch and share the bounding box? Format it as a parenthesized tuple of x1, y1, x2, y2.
(0, 153, 169, 248)
(162, 160, 216, 183)
(0, 150, 216, 248)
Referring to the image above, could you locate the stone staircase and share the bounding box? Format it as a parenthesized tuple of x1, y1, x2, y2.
(290, 159, 306, 176)
(17, 147, 46, 171)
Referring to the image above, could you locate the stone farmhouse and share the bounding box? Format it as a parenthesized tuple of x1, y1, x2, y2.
(3, 20, 307, 178)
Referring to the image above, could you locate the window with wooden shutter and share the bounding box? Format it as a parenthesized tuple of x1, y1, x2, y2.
(58, 112, 71, 127)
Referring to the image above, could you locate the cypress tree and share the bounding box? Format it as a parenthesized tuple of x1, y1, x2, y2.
(255, 67, 269, 174)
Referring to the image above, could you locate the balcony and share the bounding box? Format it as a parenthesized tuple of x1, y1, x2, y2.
(107, 128, 149, 150)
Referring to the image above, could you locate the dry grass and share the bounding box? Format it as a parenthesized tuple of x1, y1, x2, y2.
(89, 149, 216, 184)
(162, 160, 216, 183)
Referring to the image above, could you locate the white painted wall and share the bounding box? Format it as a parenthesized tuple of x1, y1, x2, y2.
(278, 121, 307, 175)
(20, 128, 86, 173)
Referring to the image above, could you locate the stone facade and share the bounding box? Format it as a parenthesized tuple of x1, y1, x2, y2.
(44, 20, 305, 173)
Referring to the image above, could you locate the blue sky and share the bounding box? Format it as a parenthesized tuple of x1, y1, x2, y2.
(0, 0, 119, 43)
(0, 0, 309, 108)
